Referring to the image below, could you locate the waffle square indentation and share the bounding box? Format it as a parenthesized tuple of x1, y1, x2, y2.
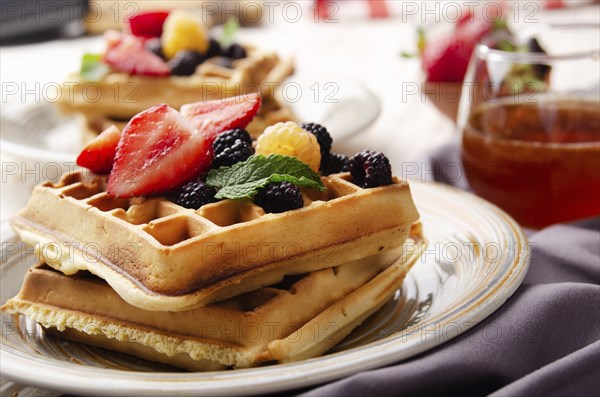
(142, 216, 212, 247)
(86, 193, 130, 212)
(198, 200, 265, 227)
(112, 200, 180, 225)
(60, 182, 104, 200)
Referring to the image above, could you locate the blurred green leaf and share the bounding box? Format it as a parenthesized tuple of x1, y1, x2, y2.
(220, 19, 240, 47)
(80, 53, 109, 82)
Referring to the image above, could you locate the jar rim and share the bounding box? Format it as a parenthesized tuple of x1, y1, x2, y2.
(476, 23, 600, 63)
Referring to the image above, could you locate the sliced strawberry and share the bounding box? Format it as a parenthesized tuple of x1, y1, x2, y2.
(103, 31, 170, 77)
(127, 11, 170, 39)
(180, 93, 262, 146)
(77, 125, 121, 174)
(107, 105, 211, 197)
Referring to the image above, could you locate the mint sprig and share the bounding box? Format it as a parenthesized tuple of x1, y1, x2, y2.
(206, 154, 326, 200)
(80, 53, 109, 82)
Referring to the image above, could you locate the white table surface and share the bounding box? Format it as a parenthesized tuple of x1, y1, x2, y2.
(1, 2, 597, 395)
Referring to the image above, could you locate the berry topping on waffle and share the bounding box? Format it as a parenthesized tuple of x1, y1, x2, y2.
(103, 31, 170, 77)
(321, 152, 350, 176)
(256, 121, 321, 173)
(107, 104, 210, 197)
(180, 92, 262, 144)
(76, 125, 121, 174)
(212, 128, 253, 154)
(254, 181, 304, 213)
(349, 150, 393, 188)
(161, 10, 209, 59)
(69, 94, 261, 197)
(176, 180, 218, 209)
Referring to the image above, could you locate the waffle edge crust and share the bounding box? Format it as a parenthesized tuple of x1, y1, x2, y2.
(2, 234, 425, 370)
(10, 170, 419, 311)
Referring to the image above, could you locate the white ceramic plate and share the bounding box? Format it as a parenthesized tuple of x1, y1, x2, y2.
(0, 181, 529, 396)
(283, 73, 381, 139)
(0, 78, 380, 164)
(0, 103, 81, 163)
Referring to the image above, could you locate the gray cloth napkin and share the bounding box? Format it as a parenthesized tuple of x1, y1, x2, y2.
(296, 146, 600, 397)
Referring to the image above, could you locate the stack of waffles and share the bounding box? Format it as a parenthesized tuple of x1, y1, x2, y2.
(3, 170, 423, 370)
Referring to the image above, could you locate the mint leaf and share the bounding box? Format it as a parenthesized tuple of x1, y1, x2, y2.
(220, 18, 240, 47)
(206, 154, 326, 200)
(80, 53, 109, 82)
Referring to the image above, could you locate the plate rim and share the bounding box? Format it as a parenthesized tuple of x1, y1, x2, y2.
(0, 181, 529, 396)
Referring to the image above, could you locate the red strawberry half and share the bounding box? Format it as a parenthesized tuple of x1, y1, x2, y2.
(127, 11, 170, 39)
(107, 104, 211, 198)
(180, 93, 262, 146)
(103, 30, 170, 77)
(77, 125, 121, 174)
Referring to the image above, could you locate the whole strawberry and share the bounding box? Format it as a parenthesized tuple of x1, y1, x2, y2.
(420, 11, 502, 82)
(421, 30, 480, 82)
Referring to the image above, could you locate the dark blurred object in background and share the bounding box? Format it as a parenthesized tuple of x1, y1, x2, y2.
(0, 0, 88, 43)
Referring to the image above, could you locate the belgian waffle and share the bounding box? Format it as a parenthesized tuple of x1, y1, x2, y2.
(11, 170, 419, 312)
(57, 45, 295, 137)
(2, 232, 425, 370)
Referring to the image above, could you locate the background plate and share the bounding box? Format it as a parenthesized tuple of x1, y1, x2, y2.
(0, 181, 529, 396)
(284, 72, 381, 140)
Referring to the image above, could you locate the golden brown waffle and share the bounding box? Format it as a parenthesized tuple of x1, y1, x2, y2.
(2, 233, 425, 370)
(11, 171, 419, 312)
(57, 45, 295, 126)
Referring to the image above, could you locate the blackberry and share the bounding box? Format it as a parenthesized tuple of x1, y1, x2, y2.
(320, 153, 350, 176)
(300, 122, 332, 158)
(176, 181, 217, 209)
(168, 50, 207, 76)
(254, 182, 303, 213)
(224, 43, 247, 60)
(349, 150, 393, 188)
(145, 38, 165, 59)
(213, 128, 253, 155)
(212, 140, 254, 168)
(206, 38, 222, 58)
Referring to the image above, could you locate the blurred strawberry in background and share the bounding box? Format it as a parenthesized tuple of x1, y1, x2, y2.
(419, 9, 505, 83)
(405, 5, 509, 121)
(127, 11, 170, 39)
